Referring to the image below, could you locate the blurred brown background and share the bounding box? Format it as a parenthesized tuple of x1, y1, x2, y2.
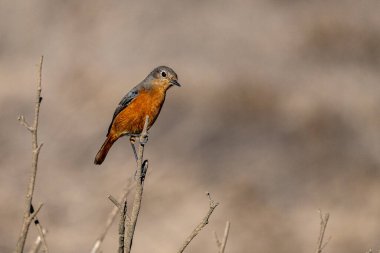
(1, 0, 380, 252)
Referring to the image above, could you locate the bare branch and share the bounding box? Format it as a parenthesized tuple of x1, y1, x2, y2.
(18, 115, 34, 132)
(315, 210, 330, 253)
(321, 235, 331, 251)
(90, 179, 135, 253)
(108, 195, 122, 210)
(29, 203, 43, 222)
(215, 221, 230, 253)
(124, 116, 150, 253)
(33, 220, 49, 253)
(15, 55, 45, 253)
(177, 193, 219, 253)
(119, 201, 127, 253)
(108, 195, 128, 253)
(28, 228, 47, 253)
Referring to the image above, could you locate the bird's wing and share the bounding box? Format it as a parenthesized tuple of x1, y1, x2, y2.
(107, 87, 139, 135)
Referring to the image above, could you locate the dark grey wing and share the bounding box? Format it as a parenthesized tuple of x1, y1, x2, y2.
(107, 87, 139, 135)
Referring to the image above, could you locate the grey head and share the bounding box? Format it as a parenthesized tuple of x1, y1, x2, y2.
(142, 66, 181, 89)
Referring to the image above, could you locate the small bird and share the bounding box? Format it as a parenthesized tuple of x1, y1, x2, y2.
(94, 66, 181, 165)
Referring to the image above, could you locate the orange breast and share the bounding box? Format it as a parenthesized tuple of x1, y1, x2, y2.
(109, 88, 166, 139)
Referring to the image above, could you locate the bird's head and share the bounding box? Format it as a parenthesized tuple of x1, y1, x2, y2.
(148, 66, 181, 90)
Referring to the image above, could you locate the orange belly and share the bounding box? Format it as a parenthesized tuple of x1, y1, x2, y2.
(108, 89, 165, 139)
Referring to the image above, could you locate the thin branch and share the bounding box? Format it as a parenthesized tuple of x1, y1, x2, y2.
(33, 220, 49, 253)
(90, 179, 135, 253)
(27, 205, 49, 253)
(124, 116, 150, 253)
(18, 115, 34, 132)
(214, 221, 230, 253)
(15, 56, 45, 253)
(29, 203, 43, 222)
(28, 228, 47, 253)
(108, 195, 122, 209)
(177, 193, 219, 253)
(315, 210, 330, 253)
(108, 195, 128, 253)
(119, 201, 127, 253)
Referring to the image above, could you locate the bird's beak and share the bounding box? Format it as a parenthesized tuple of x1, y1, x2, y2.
(170, 80, 181, 87)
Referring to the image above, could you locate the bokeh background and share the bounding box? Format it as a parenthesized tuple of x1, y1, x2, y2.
(1, 0, 380, 252)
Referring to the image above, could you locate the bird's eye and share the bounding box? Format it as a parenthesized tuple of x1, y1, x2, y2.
(161, 71, 167, 77)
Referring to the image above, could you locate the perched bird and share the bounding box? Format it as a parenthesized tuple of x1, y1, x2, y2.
(94, 66, 181, 165)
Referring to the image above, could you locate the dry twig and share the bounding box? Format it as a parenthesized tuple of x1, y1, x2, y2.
(28, 228, 47, 253)
(177, 192, 219, 253)
(124, 116, 150, 253)
(15, 56, 47, 253)
(214, 221, 230, 253)
(108, 195, 128, 253)
(90, 179, 135, 253)
(315, 210, 330, 253)
(30, 204, 49, 253)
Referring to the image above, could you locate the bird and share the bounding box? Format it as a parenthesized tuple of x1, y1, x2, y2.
(94, 66, 181, 165)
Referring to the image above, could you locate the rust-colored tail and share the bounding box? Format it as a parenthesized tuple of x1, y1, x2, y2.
(94, 137, 115, 165)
